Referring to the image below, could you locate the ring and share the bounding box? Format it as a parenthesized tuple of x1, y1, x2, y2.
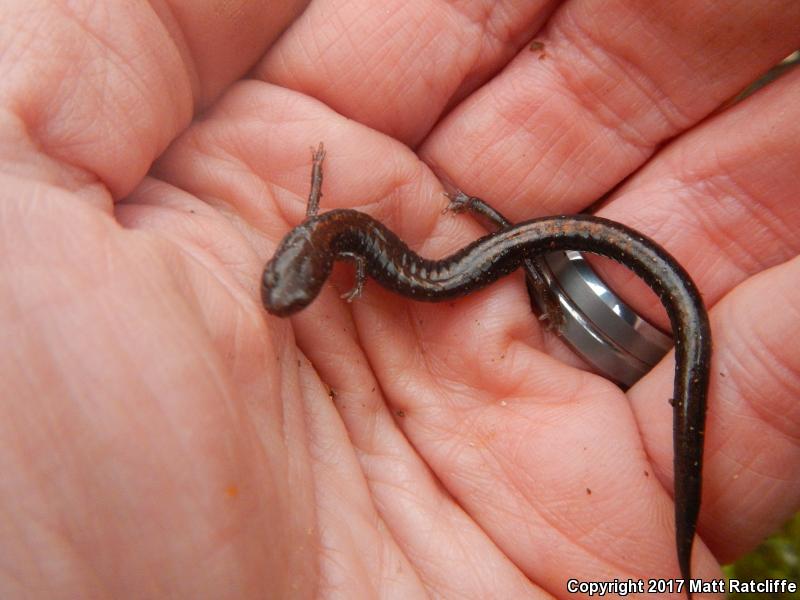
(529, 251, 673, 388)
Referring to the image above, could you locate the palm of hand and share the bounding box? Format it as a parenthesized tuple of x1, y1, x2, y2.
(3, 2, 800, 598)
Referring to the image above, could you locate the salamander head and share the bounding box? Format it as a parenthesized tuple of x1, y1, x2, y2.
(261, 225, 333, 316)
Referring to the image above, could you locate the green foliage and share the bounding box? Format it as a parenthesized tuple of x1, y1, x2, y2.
(724, 513, 800, 599)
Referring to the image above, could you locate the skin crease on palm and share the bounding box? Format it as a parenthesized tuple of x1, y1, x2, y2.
(1, 0, 800, 597)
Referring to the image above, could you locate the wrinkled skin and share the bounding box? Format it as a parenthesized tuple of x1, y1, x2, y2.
(2, 2, 800, 598)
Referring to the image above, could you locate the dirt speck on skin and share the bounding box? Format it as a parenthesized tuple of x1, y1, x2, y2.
(529, 40, 547, 59)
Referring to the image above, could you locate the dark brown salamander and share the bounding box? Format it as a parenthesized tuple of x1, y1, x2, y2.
(261, 144, 711, 597)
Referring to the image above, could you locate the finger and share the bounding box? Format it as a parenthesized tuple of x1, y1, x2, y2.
(593, 67, 800, 329)
(589, 68, 800, 549)
(581, 59, 800, 570)
(288, 355, 436, 597)
(1, 1, 305, 197)
(256, 0, 560, 144)
(422, 1, 800, 215)
(631, 254, 800, 563)
(158, 0, 309, 106)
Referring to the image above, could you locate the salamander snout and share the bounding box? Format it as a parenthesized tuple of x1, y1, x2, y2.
(261, 227, 332, 316)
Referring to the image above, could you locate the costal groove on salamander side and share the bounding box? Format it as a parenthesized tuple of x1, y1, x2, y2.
(262, 207, 711, 597)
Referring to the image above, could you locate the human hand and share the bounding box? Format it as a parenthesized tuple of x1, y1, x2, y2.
(2, 1, 799, 598)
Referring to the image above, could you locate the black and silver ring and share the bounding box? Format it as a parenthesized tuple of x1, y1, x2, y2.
(531, 251, 672, 388)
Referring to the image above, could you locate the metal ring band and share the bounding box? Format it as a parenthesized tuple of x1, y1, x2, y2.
(530, 251, 673, 388)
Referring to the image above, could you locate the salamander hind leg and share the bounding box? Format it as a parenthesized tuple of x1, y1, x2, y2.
(338, 251, 366, 302)
(444, 191, 565, 331)
(524, 268, 565, 332)
(443, 191, 509, 226)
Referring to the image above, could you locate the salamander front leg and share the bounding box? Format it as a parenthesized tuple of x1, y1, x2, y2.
(338, 251, 366, 302)
(444, 191, 565, 331)
(306, 142, 326, 218)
